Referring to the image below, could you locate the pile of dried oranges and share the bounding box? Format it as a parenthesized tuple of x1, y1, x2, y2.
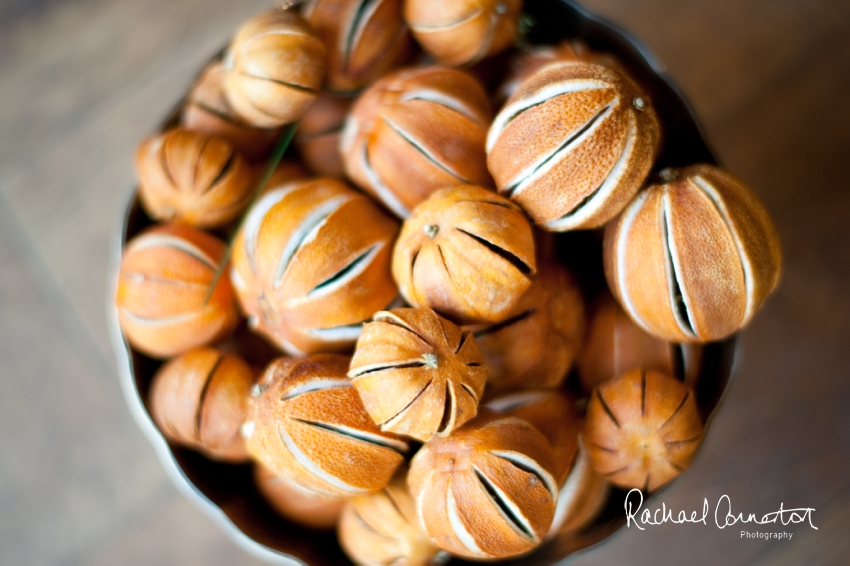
(115, 2, 781, 562)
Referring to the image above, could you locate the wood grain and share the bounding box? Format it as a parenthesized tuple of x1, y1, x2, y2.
(0, 0, 848, 564)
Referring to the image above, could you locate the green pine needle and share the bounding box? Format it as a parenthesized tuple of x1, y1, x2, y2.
(204, 121, 299, 305)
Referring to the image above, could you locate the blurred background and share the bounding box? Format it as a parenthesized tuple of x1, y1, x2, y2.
(1, 0, 848, 564)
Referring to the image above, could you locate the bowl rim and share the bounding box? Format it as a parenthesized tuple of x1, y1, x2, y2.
(107, 233, 306, 565)
(108, 0, 738, 563)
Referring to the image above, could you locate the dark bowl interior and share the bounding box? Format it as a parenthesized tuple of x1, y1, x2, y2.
(109, 0, 737, 564)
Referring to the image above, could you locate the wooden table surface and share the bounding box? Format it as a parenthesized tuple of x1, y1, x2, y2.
(1, 1, 848, 564)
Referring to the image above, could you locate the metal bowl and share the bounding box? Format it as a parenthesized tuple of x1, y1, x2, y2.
(109, 1, 737, 563)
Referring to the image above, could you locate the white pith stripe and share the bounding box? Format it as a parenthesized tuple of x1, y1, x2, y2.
(278, 472, 325, 498)
(548, 442, 591, 536)
(490, 450, 558, 501)
(399, 89, 480, 123)
(242, 29, 321, 47)
(229, 265, 246, 292)
(276, 334, 306, 358)
(613, 306, 623, 373)
(373, 310, 405, 325)
(409, 8, 483, 32)
(615, 190, 654, 334)
(299, 207, 333, 246)
(127, 234, 216, 270)
(460, 382, 479, 403)
(380, 399, 413, 431)
(345, 0, 381, 63)
(340, 114, 360, 154)
(499, 78, 521, 100)
(244, 187, 291, 276)
(480, 416, 523, 430)
(466, 10, 497, 65)
(309, 324, 363, 341)
(447, 479, 486, 556)
(507, 101, 616, 198)
(305, 421, 409, 453)
(304, 243, 384, 301)
(485, 390, 550, 413)
(282, 378, 352, 401)
(119, 307, 201, 327)
(382, 117, 465, 181)
(544, 108, 638, 231)
(121, 272, 205, 287)
(348, 356, 429, 379)
(300, 0, 318, 19)
(487, 78, 611, 152)
(360, 146, 410, 218)
(278, 423, 365, 495)
(436, 381, 457, 436)
(147, 136, 165, 154)
(416, 472, 433, 534)
(222, 49, 234, 71)
(662, 190, 698, 339)
(690, 175, 756, 323)
(473, 465, 537, 541)
(273, 196, 350, 291)
(143, 138, 166, 182)
(378, 380, 429, 430)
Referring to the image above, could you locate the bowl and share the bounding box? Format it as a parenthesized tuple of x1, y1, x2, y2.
(108, 1, 737, 563)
